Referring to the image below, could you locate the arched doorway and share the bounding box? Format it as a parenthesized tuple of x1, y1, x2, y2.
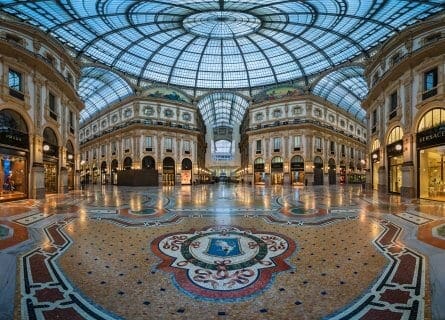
(123, 157, 132, 170)
(254, 158, 265, 185)
(163, 157, 175, 186)
(328, 158, 336, 185)
(313, 156, 324, 185)
(43, 127, 59, 193)
(101, 161, 107, 184)
(142, 156, 156, 170)
(339, 160, 346, 184)
(290, 155, 304, 186)
(66, 140, 75, 190)
(387, 126, 403, 194)
(271, 156, 283, 185)
(111, 159, 118, 185)
(0, 109, 29, 200)
(181, 158, 192, 185)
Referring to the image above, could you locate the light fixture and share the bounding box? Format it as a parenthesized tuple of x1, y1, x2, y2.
(395, 144, 402, 151)
(372, 154, 378, 159)
(360, 159, 366, 164)
(68, 154, 73, 160)
(80, 160, 85, 165)
(43, 144, 50, 151)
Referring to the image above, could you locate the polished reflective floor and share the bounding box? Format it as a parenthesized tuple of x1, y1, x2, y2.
(1, 184, 445, 320)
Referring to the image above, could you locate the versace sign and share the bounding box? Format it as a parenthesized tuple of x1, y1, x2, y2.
(416, 125, 445, 149)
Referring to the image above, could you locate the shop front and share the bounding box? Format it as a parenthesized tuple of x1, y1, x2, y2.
(101, 161, 107, 184)
(387, 141, 403, 194)
(66, 141, 75, 190)
(313, 156, 323, 185)
(43, 127, 59, 194)
(339, 160, 346, 184)
(163, 157, 175, 186)
(290, 155, 304, 186)
(417, 108, 445, 201)
(371, 150, 380, 190)
(254, 157, 265, 185)
(181, 158, 192, 185)
(271, 156, 283, 185)
(111, 159, 118, 185)
(328, 158, 336, 185)
(0, 109, 29, 201)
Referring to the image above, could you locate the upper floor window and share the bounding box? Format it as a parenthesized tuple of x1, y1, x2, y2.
(184, 140, 191, 153)
(8, 69, 24, 100)
(423, 68, 438, 100)
(372, 139, 380, 151)
(293, 106, 302, 115)
(273, 109, 282, 118)
(256, 139, 262, 153)
(164, 108, 174, 118)
(372, 109, 377, 132)
(144, 106, 154, 116)
(8, 69, 22, 92)
(255, 112, 264, 121)
(293, 135, 302, 149)
(165, 137, 173, 151)
(124, 108, 132, 118)
(328, 114, 335, 123)
(111, 141, 117, 154)
(349, 125, 354, 132)
(69, 110, 75, 133)
(391, 52, 401, 66)
(330, 141, 335, 154)
(49, 92, 57, 120)
(314, 108, 322, 117)
(182, 112, 191, 121)
(341, 144, 346, 156)
(101, 119, 107, 128)
(340, 119, 345, 127)
(112, 114, 118, 123)
(124, 137, 131, 151)
(101, 145, 106, 156)
(145, 136, 153, 148)
(389, 91, 397, 119)
(314, 137, 322, 151)
(273, 137, 281, 152)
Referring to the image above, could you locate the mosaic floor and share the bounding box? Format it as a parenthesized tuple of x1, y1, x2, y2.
(1, 184, 445, 320)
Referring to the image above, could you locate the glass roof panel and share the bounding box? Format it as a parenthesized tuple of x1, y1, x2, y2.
(1, 0, 443, 121)
(78, 67, 133, 124)
(197, 92, 249, 127)
(312, 66, 368, 121)
(1, 0, 441, 92)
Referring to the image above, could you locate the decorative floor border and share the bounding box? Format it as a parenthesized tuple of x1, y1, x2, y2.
(18, 215, 426, 319)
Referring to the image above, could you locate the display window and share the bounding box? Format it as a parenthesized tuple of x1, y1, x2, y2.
(419, 146, 445, 201)
(0, 154, 27, 200)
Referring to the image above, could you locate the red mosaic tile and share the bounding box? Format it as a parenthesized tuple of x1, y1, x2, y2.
(380, 289, 411, 304)
(35, 288, 64, 303)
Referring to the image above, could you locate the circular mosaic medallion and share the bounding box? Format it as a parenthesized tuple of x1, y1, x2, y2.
(152, 226, 296, 301)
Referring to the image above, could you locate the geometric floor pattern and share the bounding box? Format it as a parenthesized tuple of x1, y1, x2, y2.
(1, 184, 445, 320)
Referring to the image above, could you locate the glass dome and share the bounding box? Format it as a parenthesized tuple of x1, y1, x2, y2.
(1, 0, 443, 91)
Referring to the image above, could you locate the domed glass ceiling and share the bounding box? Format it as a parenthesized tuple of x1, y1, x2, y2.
(1, 0, 443, 91)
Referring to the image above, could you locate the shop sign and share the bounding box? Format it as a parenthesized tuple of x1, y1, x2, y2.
(386, 141, 403, 156)
(291, 162, 304, 170)
(416, 125, 445, 148)
(0, 130, 28, 149)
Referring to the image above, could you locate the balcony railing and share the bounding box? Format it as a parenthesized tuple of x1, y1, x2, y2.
(422, 88, 437, 100)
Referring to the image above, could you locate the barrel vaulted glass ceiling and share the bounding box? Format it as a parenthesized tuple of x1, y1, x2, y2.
(0, 0, 443, 123)
(78, 67, 133, 123)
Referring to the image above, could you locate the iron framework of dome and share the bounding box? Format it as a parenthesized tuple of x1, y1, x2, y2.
(1, 0, 444, 123)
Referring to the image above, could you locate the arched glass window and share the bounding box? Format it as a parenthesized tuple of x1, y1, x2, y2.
(417, 108, 445, 132)
(387, 126, 403, 144)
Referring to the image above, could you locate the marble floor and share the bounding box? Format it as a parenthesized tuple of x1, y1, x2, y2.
(0, 184, 444, 320)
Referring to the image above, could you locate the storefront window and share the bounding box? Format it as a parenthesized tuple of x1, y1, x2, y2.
(419, 147, 445, 200)
(0, 155, 27, 200)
